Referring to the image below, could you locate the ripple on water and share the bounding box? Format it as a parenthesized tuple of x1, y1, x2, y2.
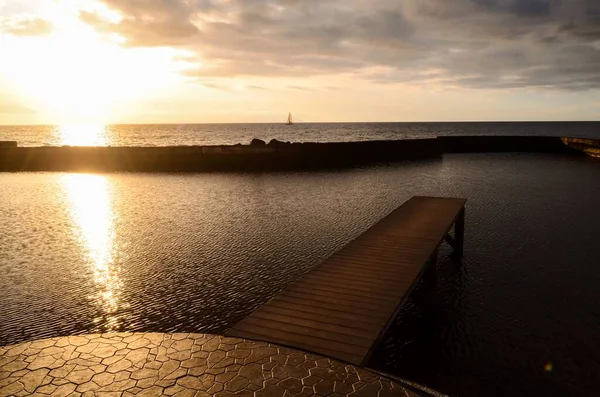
(1, 153, 600, 397)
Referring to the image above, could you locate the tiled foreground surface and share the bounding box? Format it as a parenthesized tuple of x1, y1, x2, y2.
(0, 333, 421, 397)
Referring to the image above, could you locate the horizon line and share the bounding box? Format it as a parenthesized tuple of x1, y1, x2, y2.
(1, 120, 599, 127)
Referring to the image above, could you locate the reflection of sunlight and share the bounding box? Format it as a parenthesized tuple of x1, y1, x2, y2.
(60, 124, 108, 146)
(62, 174, 122, 330)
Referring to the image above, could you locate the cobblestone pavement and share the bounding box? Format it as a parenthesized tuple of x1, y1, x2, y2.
(0, 333, 422, 397)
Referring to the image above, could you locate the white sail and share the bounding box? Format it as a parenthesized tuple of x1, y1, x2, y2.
(286, 112, 293, 125)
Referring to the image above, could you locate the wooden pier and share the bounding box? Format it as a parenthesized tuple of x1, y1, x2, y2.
(227, 196, 467, 365)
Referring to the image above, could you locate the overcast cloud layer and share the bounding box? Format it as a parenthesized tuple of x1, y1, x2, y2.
(72, 0, 600, 90)
(3, 0, 600, 91)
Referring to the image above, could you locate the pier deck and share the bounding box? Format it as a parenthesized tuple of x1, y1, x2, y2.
(227, 196, 467, 365)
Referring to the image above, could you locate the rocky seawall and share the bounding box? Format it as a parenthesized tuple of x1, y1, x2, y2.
(0, 136, 593, 172)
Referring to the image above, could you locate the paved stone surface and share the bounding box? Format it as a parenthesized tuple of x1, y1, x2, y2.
(0, 333, 422, 396)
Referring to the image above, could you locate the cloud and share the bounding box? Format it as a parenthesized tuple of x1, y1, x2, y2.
(1, 17, 53, 36)
(79, 0, 600, 90)
(0, 103, 36, 114)
(285, 85, 312, 91)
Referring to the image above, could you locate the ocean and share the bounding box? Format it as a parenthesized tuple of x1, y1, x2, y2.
(0, 121, 599, 147)
(1, 122, 599, 396)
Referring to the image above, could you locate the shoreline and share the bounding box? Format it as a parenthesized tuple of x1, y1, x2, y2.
(0, 136, 597, 172)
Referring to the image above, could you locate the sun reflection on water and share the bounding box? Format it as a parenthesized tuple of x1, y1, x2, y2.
(62, 174, 123, 330)
(59, 124, 109, 146)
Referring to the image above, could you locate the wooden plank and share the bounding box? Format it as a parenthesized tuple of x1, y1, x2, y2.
(226, 327, 364, 364)
(255, 306, 379, 338)
(325, 255, 430, 269)
(239, 315, 374, 348)
(299, 265, 420, 284)
(266, 299, 389, 326)
(286, 281, 400, 301)
(229, 321, 369, 358)
(284, 284, 399, 306)
(273, 296, 390, 321)
(298, 273, 405, 296)
(277, 291, 395, 315)
(238, 316, 373, 348)
(227, 196, 466, 366)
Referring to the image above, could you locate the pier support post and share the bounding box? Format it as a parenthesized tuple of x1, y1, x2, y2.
(445, 208, 465, 258)
(421, 249, 438, 308)
(454, 208, 465, 257)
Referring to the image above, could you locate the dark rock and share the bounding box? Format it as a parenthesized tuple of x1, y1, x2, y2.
(0, 141, 18, 148)
(250, 139, 266, 146)
(268, 139, 285, 146)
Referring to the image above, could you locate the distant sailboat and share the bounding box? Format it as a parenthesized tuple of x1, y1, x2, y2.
(286, 112, 293, 125)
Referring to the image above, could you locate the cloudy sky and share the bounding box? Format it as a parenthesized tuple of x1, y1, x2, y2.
(1, 0, 600, 124)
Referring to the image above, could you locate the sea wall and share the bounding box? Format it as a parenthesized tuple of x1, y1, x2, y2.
(0, 136, 592, 172)
(0, 139, 441, 172)
(440, 135, 580, 153)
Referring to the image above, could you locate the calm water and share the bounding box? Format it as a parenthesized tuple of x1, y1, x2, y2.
(1, 121, 599, 146)
(1, 152, 599, 396)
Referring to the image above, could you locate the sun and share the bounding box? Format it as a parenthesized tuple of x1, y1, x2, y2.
(59, 123, 109, 146)
(1, 3, 184, 124)
(4, 32, 125, 123)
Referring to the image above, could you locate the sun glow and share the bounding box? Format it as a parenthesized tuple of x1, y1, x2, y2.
(59, 123, 108, 146)
(1, 1, 184, 124)
(63, 173, 124, 330)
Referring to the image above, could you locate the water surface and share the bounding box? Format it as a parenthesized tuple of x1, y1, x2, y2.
(1, 153, 599, 396)
(1, 121, 599, 146)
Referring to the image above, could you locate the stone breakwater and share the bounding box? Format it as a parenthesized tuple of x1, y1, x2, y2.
(0, 136, 593, 172)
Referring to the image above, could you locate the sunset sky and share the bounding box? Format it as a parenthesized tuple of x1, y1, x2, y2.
(1, 0, 600, 124)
